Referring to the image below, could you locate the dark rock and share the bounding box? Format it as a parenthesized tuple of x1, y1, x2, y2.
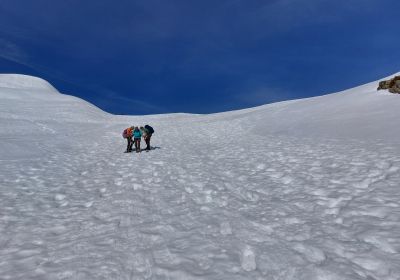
(377, 75, 400, 94)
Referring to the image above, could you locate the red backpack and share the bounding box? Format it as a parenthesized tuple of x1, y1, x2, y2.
(122, 127, 133, 138)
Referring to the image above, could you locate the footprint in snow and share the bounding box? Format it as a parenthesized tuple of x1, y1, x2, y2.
(114, 179, 123, 186)
(241, 245, 256, 272)
(256, 163, 266, 170)
(220, 221, 232, 235)
(55, 194, 66, 201)
(184, 186, 194, 193)
(84, 201, 93, 208)
(291, 243, 326, 264)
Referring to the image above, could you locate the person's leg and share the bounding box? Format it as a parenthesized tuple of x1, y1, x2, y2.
(129, 137, 134, 152)
(137, 138, 141, 152)
(146, 135, 151, 150)
(126, 137, 130, 152)
(143, 136, 148, 150)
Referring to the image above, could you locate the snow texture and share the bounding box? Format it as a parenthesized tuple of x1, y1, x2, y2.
(1, 73, 400, 279)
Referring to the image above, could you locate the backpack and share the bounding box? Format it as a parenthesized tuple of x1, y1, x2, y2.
(127, 127, 133, 136)
(144, 125, 154, 134)
(123, 127, 133, 138)
(133, 127, 141, 138)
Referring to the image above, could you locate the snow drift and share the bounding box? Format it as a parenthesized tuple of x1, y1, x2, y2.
(0, 73, 400, 279)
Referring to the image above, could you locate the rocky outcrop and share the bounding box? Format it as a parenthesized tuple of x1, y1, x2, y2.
(377, 75, 400, 94)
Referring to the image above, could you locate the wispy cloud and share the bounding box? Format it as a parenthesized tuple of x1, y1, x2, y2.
(108, 96, 166, 114)
(0, 38, 29, 66)
(234, 84, 295, 107)
(86, 86, 166, 115)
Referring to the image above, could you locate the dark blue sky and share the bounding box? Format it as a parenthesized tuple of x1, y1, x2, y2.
(0, 0, 399, 115)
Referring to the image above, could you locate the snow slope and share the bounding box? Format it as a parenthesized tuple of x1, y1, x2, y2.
(0, 73, 400, 280)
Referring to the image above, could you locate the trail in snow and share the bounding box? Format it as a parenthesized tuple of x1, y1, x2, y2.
(1, 74, 400, 279)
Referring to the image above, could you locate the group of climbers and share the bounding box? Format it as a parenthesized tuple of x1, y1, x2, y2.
(122, 125, 154, 153)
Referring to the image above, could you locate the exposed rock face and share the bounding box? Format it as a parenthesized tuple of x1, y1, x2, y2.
(377, 76, 400, 94)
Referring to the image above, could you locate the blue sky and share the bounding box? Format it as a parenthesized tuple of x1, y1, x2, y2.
(0, 0, 399, 115)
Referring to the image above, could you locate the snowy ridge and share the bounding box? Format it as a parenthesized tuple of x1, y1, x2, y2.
(1, 73, 400, 279)
(210, 72, 400, 142)
(0, 74, 109, 120)
(0, 74, 58, 92)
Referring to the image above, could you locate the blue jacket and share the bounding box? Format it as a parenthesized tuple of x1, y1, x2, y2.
(133, 129, 142, 139)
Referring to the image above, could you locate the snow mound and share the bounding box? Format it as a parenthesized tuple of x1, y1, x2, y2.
(0, 74, 58, 92)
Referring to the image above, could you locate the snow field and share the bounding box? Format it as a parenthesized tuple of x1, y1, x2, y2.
(1, 74, 400, 279)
